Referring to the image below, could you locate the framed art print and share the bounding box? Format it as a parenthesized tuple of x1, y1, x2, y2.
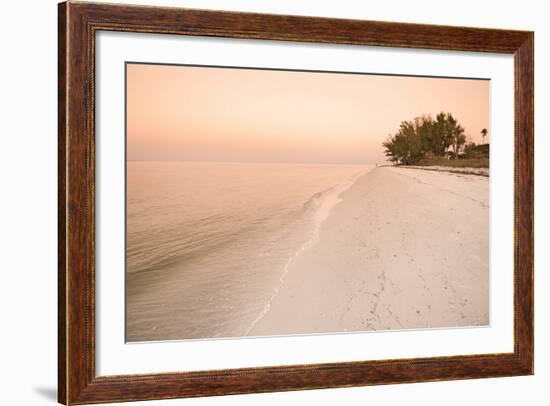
(58, 1, 534, 404)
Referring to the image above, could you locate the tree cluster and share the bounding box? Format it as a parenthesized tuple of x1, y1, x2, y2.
(382, 112, 467, 165)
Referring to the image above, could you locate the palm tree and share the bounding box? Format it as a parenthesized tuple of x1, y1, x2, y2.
(481, 128, 488, 144)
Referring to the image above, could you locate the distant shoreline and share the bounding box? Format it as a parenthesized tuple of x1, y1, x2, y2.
(392, 165, 489, 177)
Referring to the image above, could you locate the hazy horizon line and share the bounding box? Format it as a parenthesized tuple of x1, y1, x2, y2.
(127, 159, 378, 166)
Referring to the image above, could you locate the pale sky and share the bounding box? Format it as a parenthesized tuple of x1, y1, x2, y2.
(127, 63, 489, 164)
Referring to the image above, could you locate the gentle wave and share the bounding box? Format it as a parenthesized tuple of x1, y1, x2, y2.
(126, 161, 373, 341)
(244, 169, 369, 335)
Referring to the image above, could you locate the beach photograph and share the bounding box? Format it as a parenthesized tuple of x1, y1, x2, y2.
(126, 63, 490, 342)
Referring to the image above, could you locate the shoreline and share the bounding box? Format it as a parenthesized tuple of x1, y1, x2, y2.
(248, 166, 489, 336)
(245, 168, 373, 334)
(384, 164, 489, 177)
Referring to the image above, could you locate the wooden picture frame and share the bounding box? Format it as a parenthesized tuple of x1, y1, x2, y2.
(58, 1, 534, 404)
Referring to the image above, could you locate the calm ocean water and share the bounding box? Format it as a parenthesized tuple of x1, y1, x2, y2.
(126, 161, 370, 341)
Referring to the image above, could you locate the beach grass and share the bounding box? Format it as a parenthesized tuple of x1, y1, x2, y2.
(416, 158, 489, 168)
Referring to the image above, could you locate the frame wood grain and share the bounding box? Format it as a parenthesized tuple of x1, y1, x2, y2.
(58, 1, 534, 404)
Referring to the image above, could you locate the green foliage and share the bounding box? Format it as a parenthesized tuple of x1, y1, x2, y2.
(382, 112, 468, 165)
(463, 143, 489, 160)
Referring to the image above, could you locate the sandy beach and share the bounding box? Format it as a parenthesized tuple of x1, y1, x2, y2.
(248, 166, 489, 336)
